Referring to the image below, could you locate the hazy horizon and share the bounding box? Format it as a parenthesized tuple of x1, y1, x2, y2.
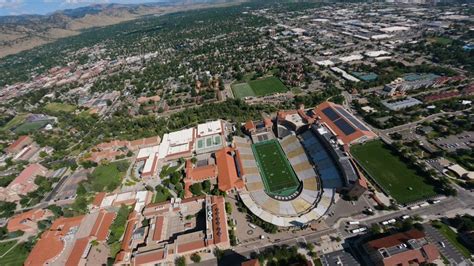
(0, 0, 170, 16)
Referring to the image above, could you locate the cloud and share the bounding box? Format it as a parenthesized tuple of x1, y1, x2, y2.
(0, 0, 23, 9)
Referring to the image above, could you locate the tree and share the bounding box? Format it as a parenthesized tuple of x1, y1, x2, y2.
(202, 180, 211, 193)
(190, 183, 203, 196)
(190, 253, 201, 263)
(225, 202, 233, 214)
(47, 205, 64, 217)
(175, 256, 186, 266)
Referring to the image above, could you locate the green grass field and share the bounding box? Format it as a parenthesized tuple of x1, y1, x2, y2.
(45, 103, 76, 113)
(351, 140, 437, 204)
(0, 114, 27, 131)
(232, 77, 288, 99)
(248, 77, 288, 96)
(252, 140, 299, 196)
(90, 161, 129, 192)
(231, 83, 255, 99)
(13, 120, 50, 134)
(0, 241, 29, 265)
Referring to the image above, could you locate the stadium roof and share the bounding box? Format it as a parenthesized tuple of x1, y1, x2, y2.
(313, 102, 377, 145)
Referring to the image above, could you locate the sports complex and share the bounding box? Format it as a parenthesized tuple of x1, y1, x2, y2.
(236, 102, 377, 227)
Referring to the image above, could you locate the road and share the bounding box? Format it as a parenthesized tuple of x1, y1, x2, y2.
(197, 181, 473, 265)
(380, 108, 471, 135)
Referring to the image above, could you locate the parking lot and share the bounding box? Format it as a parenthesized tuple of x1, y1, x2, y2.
(424, 224, 467, 265)
(431, 131, 473, 152)
(320, 248, 360, 266)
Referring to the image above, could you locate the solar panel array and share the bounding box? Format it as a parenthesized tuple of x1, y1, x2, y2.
(334, 119, 356, 135)
(335, 106, 369, 131)
(322, 107, 340, 121)
(321, 106, 371, 136)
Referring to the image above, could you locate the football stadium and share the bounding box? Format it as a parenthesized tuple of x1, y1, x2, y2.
(236, 102, 377, 227)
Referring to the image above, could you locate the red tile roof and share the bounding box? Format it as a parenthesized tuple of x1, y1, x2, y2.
(90, 210, 116, 241)
(244, 120, 256, 132)
(8, 163, 48, 195)
(115, 211, 138, 264)
(421, 243, 440, 262)
(185, 160, 217, 182)
(367, 229, 425, 250)
(92, 192, 106, 207)
(25, 216, 84, 266)
(216, 147, 244, 192)
(6, 135, 32, 154)
(134, 250, 165, 265)
(211, 196, 229, 245)
(152, 216, 164, 241)
(65, 238, 89, 266)
(177, 239, 207, 253)
(7, 208, 52, 233)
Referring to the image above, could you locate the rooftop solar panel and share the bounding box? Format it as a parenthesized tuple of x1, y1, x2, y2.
(334, 118, 356, 135)
(335, 106, 369, 131)
(322, 107, 340, 121)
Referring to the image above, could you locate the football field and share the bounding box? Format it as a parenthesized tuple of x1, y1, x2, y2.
(252, 140, 299, 196)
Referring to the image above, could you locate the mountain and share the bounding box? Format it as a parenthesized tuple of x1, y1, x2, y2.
(0, 0, 244, 58)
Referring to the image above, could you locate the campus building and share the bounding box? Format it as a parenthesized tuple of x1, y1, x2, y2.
(0, 163, 49, 202)
(114, 195, 230, 265)
(312, 101, 377, 146)
(363, 229, 440, 266)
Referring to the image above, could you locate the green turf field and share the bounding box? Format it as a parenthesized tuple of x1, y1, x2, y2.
(232, 77, 288, 99)
(45, 102, 76, 113)
(248, 77, 288, 96)
(13, 120, 50, 134)
(351, 140, 437, 204)
(231, 83, 255, 99)
(0, 241, 29, 265)
(252, 140, 300, 197)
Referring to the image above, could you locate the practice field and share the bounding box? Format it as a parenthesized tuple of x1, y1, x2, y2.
(13, 120, 50, 134)
(232, 77, 288, 99)
(351, 140, 436, 204)
(248, 76, 288, 96)
(231, 83, 255, 99)
(252, 140, 300, 197)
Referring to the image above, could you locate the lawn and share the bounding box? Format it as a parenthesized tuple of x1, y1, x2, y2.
(45, 103, 76, 113)
(90, 160, 129, 192)
(351, 140, 437, 204)
(428, 37, 453, 46)
(0, 241, 29, 265)
(252, 140, 299, 196)
(0, 114, 27, 131)
(433, 221, 472, 258)
(248, 76, 288, 96)
(231, 83, 255, 99)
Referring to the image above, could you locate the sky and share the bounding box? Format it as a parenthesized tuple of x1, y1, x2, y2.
(0, 0, 167, 16)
